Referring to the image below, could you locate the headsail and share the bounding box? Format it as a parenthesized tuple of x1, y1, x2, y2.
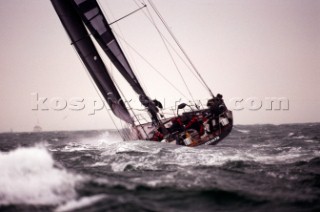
(71, 0, 146, 96)
(51, 0, 134, 124)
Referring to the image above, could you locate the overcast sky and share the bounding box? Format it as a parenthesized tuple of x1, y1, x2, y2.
(0, 0, 319, 132)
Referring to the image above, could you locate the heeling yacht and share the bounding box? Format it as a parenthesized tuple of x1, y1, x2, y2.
(50, 0, 233, 146)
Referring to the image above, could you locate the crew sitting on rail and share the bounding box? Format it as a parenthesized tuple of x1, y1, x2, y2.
(168, 117, 184, 133)
(207, 93, 226, 116)
(185, 115, 205, 136)
(152, 129, 164, 141)
(206, 93, 226, 132)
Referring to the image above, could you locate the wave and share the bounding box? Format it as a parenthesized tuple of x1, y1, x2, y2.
(55, 194, 106, 212)
(236, 129, 250, 134)
(42, 128, 320, 173)
(0, 147, 82, 206)
(91, 140, 320, 174)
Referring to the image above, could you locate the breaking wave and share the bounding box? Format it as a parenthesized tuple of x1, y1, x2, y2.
(0, 147, 81, 206)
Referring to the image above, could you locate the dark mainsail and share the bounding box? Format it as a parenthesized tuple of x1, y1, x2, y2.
(71, 0, 146, 97)
(51, 0, 134, 124)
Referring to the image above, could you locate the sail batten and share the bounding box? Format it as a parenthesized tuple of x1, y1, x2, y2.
(71, 0, 146, 97)
(51, 0, 134, 124)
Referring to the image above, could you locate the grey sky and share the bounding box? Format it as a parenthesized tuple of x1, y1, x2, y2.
(0, 0, 319, 132)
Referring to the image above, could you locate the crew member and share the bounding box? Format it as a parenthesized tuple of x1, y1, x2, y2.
(185, 115, 205, 136)
(207, 93, 226, 131)
(168, 117, 184, 133)
(139, 95, 161, 126)
(152, 129, 164, 141)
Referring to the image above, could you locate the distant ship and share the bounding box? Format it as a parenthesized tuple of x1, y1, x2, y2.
(33, 125, 42, 132)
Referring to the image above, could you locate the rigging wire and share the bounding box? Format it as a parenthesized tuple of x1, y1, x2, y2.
(142, 1, 197, 103)
(133, 0, 208, 90)
(112, 30, 189, 99)
(147, 0, 215, 97)
(109, 3, 146, 25)
(54, 0, 126, 140)
(72, 48, 125, 141)
(100, 0, 198, 100)
(109, 61, 148, 139)
(97, 0, 154, 139)
(108, 63, 135, 140)
(97, 0, 159, 139)
(97, 0, 151, 97)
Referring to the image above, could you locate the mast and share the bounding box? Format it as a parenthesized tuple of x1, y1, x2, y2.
(51, 0, 134, 124)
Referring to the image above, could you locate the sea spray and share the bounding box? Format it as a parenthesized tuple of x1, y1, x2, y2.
(0, 146, 81, 205)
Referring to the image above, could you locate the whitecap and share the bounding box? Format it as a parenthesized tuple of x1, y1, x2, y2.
(0, 147, 82, 206)
(89, 161, 109, 167)
(55, 195, 106, 212)
(237, 129, 250, 134)
(304, 140, 315, 143)
(295, 135, 306, 139)
(288, 132, 295, 137)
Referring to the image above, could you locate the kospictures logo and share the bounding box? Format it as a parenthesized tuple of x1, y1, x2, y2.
(228, 97, 289, 111)
(31, 92, 289, 115)
(31, 92, 108, 115)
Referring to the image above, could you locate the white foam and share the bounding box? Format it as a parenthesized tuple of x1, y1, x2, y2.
(79, 131, 122, 146)
(101, 140, 162, 157)
(295, 135, 306, 139)
(55, 195, 106, 212)
(304, 139, 315, 143)
(237, 129, 250, 134)
(103, 142, 246, 172)
(0, 147, 81, 206)
(102, 140, 312, 172)
(288, 132, 295, 137)
(54, 131, 123, 153)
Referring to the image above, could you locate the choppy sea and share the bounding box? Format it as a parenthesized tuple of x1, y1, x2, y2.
(0, 123, 319, 212)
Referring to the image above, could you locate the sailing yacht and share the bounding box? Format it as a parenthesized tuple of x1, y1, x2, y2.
(50, 0, 233, 146)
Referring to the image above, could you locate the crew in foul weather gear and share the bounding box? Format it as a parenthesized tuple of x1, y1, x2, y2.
(139, 95, 161, 126)
(207, 93, 226, 131)
(185, 116, 205, 136)
(168, 117, 184, 133)
(152, 130, 164, 141)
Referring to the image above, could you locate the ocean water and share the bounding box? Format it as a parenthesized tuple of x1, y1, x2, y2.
(0, 123, 319, 212)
